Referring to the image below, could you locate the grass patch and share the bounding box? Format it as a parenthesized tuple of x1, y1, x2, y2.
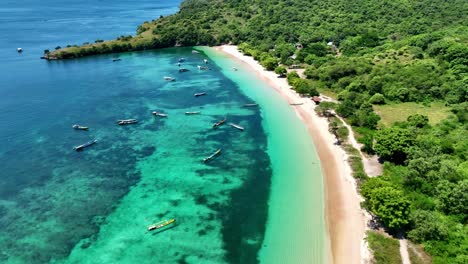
(408, 241, 432, 264)
(367, 231, 402, 264)
(317, 88, 338, 99)
(373, 101, 451, 127)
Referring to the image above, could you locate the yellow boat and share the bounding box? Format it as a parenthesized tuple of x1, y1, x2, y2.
(147, 219, 176, 231)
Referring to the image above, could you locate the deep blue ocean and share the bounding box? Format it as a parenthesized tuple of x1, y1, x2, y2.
(0, 1, 274, 263)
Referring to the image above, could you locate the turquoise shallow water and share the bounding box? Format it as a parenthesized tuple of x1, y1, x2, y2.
(201, 48, 327, 263)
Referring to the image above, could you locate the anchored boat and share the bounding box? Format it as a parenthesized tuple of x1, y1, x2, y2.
(148, 219, 176, 231)
(203, 149, 221, 163)
(185, 111, 201, 115)
(179, 68, 189, 72)
(72, 124, 89, 130)
(112, 58, 121, 62)
(194, 92, 206, 97)
(117, 119, 138, 125)
(152, 112, 168, 117)
(229, 123, 244, 131)
(197, 65, 209, 70)
(164, 76, 175, 81)
(213, 118, 226, 128)
(243, 103, 258, 107)
(74, 139, 97, 151)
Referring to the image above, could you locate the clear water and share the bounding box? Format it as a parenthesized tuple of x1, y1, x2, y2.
(0, 1, 326, 263)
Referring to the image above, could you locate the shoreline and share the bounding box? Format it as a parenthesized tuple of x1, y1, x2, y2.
(215, 45, 368, 264)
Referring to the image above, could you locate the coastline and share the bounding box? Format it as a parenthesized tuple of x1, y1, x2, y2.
(214, 45, 368, 264)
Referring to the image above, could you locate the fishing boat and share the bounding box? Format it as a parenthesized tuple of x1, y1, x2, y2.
(185, 111, 201, 115)
(152, 112, 168, 117)
(72, 124, 89, 130)
(290, 102, 303, 106)
(147, 219, 176, 231)
(194, 92, 206, 97)
(213, 118, 226, 128)
(117, 119, 138, 125)
(197, 65, 209, 70)
(203, 149, 221, 163)
(229, 123, 244, 131)
(179, 68, 189, 72)
(164, 76, 175, 81)
(74, 139, 97, 151)
(243, 103, 258, 107)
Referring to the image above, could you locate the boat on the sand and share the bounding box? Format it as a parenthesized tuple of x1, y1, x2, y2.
(74, 139, 97, 151)
(290, 102, 303, 105)
(203, 148, 221, 163)
(117, 119, 138, 125)
(213, 118, 226, 128)
(148, 219, 176, 231)
(72, 124, 89, 130)
(229, 123, 244, 131)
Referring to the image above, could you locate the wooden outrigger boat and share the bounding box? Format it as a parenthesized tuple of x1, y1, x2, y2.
(117, 119, 138, 125)
(290, 102, 303, 106)
(243, 103, 258, 107)
(147, 218, 176, 231)
(229, 123, 244, 131)
(194, 92, 206, 97)
(152, 112, 168, 117)
(185, 111, 201, 115)
(74, 139, 97, 151)
(213, 118, 226, 128)
(72, 124, 89, 130)
(203, 149, 221, 163)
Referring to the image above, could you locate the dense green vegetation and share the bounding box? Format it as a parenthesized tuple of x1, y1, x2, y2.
(47, 0, 467, 262)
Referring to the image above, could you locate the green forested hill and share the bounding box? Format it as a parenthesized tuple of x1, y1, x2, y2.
(48, 1, 467, 263)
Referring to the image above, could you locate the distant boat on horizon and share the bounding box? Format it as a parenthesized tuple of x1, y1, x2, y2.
(74, 139, 97, 151)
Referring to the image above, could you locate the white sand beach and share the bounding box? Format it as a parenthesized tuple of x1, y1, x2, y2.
(216, 45, 368, 264)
